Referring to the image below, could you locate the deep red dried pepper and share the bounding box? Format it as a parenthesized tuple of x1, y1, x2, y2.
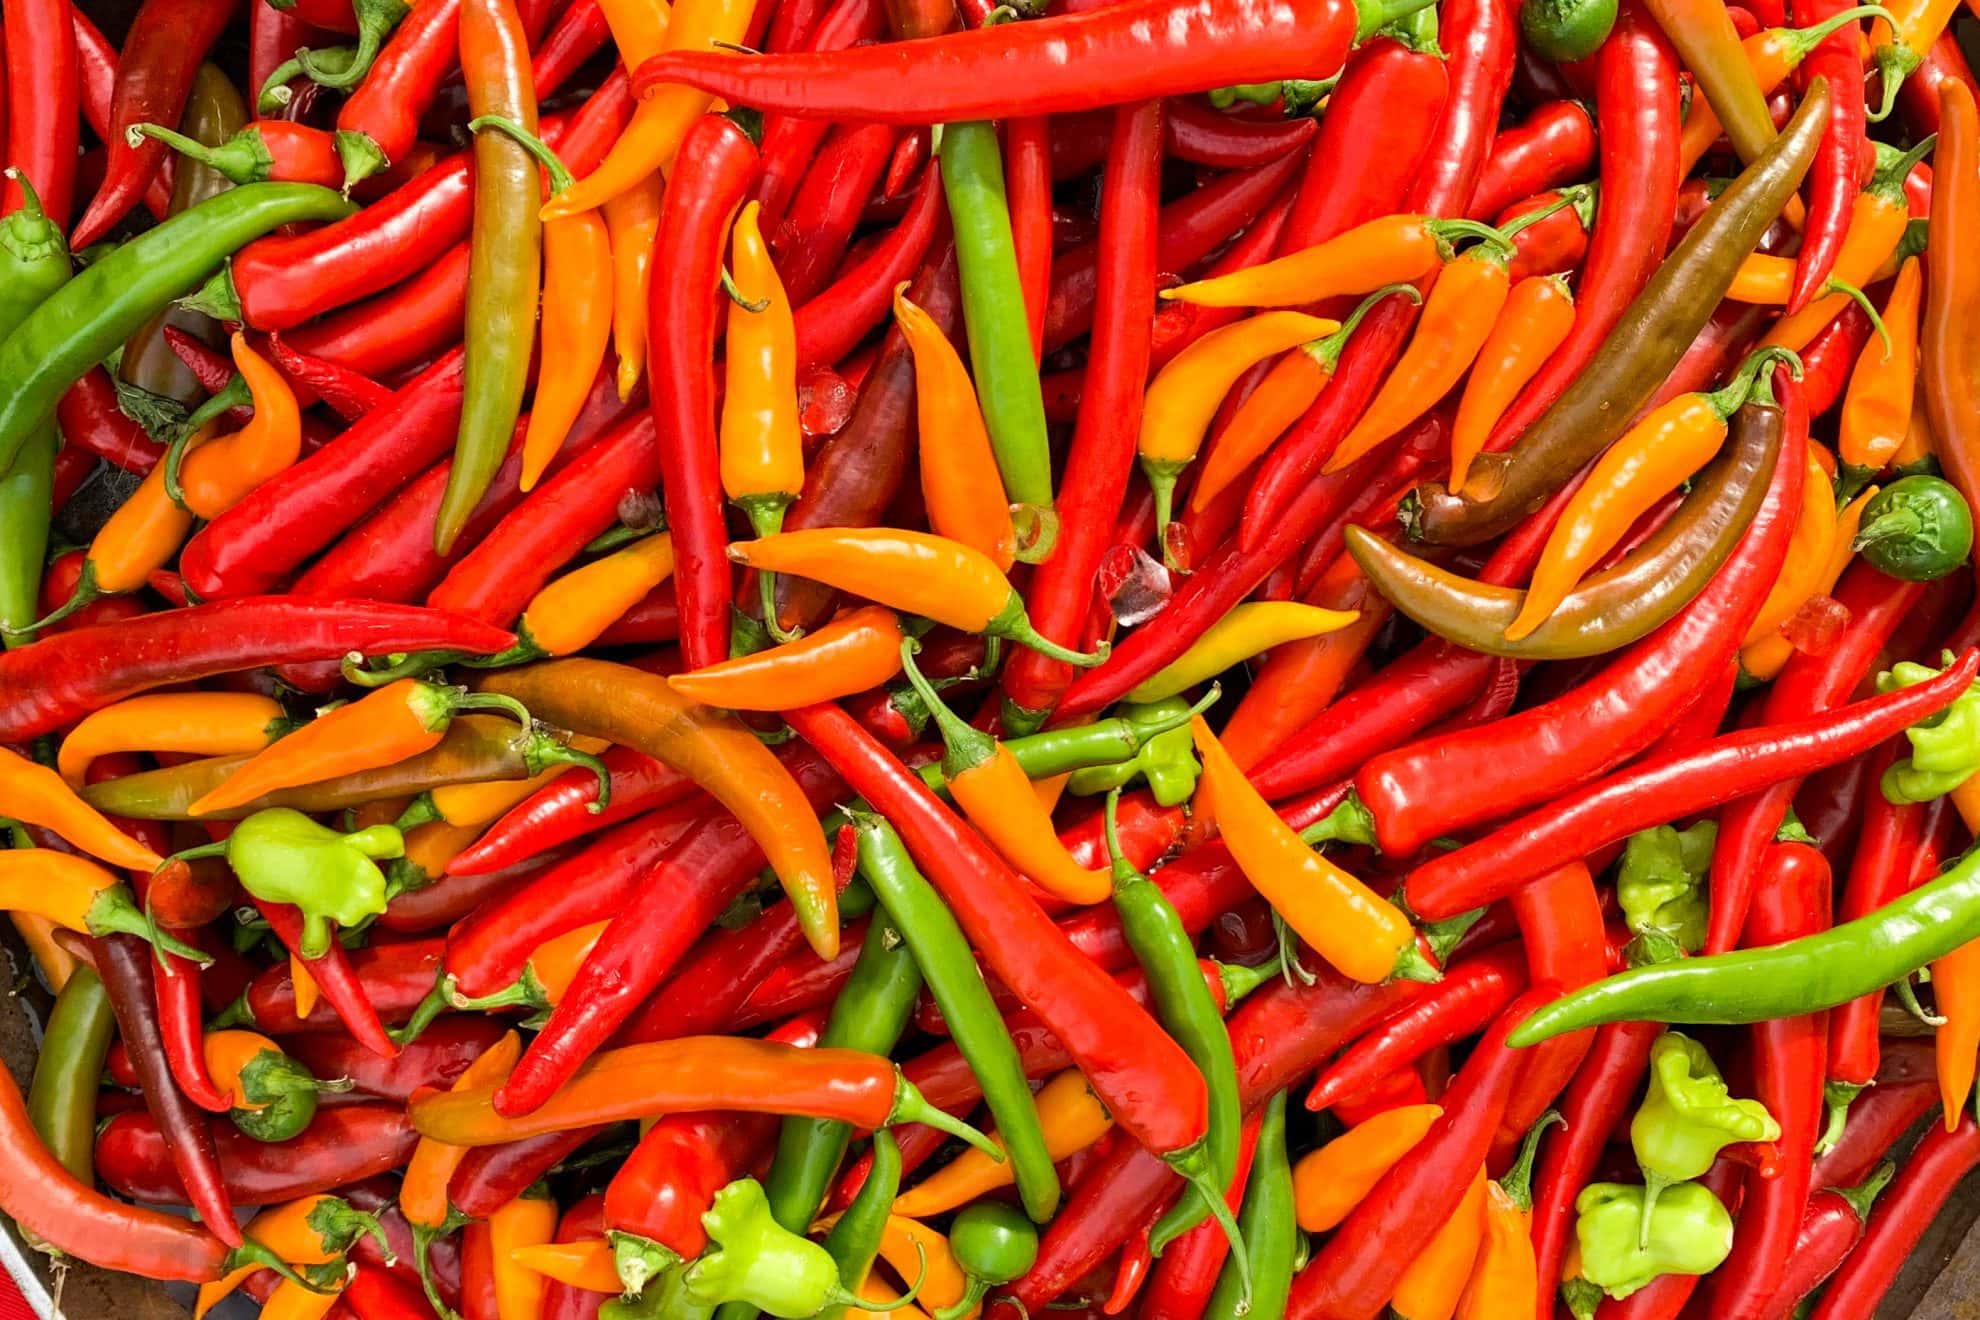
(288, 1016, 512, 1104)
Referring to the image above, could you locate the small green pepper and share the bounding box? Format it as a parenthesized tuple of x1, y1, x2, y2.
(173, 808, 403, 958)
(1630, 1033, 1778, 1241)
(1616, 821, 1716, 961)
(937, 1201, 1040, 1320)
(1520, 0, 1617, 61)
(1853, 475, 1974, 581)
(682, 1179, 919, 1318)
(1064, 697, 1204, 806)
(1879, 656, 1980, 803)
(1572, 1180, 1735, 1300)
(228, 1045, 351, 1142)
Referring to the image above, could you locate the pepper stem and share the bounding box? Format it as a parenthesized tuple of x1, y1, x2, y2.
(1162, 1143, 1250, 1306)
(1423, 216, 1515, 262)
(1143, 459, 1187, 570)
(1870, 38, 1922, 122)
(609, 1232, 683, 1297)
(414, 1218, 469, 1320)
(1307, 284, 1420, 373)
(6, 558, 101, 637)
(1501, 1111, 1563, 1212)
(841, 1241, 928, 1312)
(523, 733, 614, 813)
(988, 593, 1109, 668)
(1216, 957, 1277, 1006)
(932, 1278, 991, 1320)
(1494, 185, 1588, 244)
(886, 1076, 1005, 1163)
(391, 972, 455, 1048)
(1638, 1172, 1671, 1250)
(341, 649, 459, 687)
(1821, 278, 1891, 355)
(1101, 788, 1141, 890)
(3, 168, 45, 221)
(297, 0, 409, 89)
(130, 124, 246, 182)
(741, 498, 800, 643)
(1297, 791, 1377, 848)
(87, 888, 214, 966)
(1704, 345, 1803, 420)
(444, 689, 535, 732)
(1814, 1081, 1863, 1156)
(1837, 1161, 1897, 1222)
(1350, 0, 1436, 40)
(334, 130, 386, 193)
(899, 640, 1000, 778)
(468, 115, 576, 196)
(226, 1236, 337, 1294)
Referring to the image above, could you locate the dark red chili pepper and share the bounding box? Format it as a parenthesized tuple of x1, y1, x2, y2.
(231, 938, 443, 1035)
(451, 747, 694, 878)
(1806, 1113, 1980, 1317)
(1785, 0, 1868, 314)
(265, 334, 393, 420)
(593, 581, 680, 646)
(383, 847, 574, 935)
(1164, 97, 1319, 169)
(1496, 864, 1609, 1162)
(1707, 563, 1923, 953)
(256, 900, 401, 1059)
(532, 0, 612, 99)
(97, 1103, 419, 1206)
(751, 0, 887, 227)
(330, 0, 462, 179)
(792, 156, 945, 370)
(49, 443, 94, 513)
(628, 896, 825, 1043)
(1760, 1163, 1897, 1316)
(1795, 301, 1874, 418)
(55, 368, 165, 473)
(1898, 27, 1980, 136)
(249, 1, 320, 120)
(4, 0, 79, 225)
(341, 1174, 460, 1308)
(1405, 649, 1980, 920)
(1479, 0, 1684, 454)
(0, 595, 514, 742)
(1813, 1076, 1938, 1191)
(1001, 100, 1164, 728)
(287, 1016, 511, 1104)
(650, 113, 758, 670)
(1467, 99, 1597, 221)
(1501, 187, 1592, 279)
(69, 0, 234, 248)
(450, 1128, 603, 1219)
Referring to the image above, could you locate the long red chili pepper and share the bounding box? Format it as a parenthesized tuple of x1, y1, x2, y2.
(3, 0, 79, 225)
(288, 1016, 511, 1103)
(1806, 1114, 1980, 1317)
(1496, 863, 1608, 1162)
(450, 1129, 603, 1219)
(56, 368, 165, 474)
(69, 0, 234, 248)
(97, 1103, 419, 1206)
(1707, 562, 1924, 953)
(649, 113, 758, 670)
(1000, 101, 1163, 727)
(449, 746, 694, 877)
(1786, 0, 1869, 314)
(1404, 649, 1980, 918)
(154, 940, 228, 1114)
(1467, 99, 1596, 221)
(792, 157, 945, 370)
(1812, 1077, 1937, 1190)
(751, 0, 887, 227)
(334, 0, 463, 179)
(231, 939, 443, 1035)
(251, 900, 401, 1059)
(776, 123, 895, 305)
(282, 243, 470, 380)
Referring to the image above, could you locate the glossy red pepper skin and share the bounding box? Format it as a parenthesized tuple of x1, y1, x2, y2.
(1808, 1115, 1980, 1317)
(250, 1, 321, 119)
(1785, 0, 1868, 313)
(752, 0, 887, 226)
(69, 0, 233, 248)
(793, 157, 945, 370)
(1483, 0, 1683, 453)
(1796, 303, 1874, 418)
(68, 10, 172, 220)
(1707, 563, 1924, 953)
(452, 1129, 604, 1219)
(284, 242, 470, 379)
(56, 367, 165, 473)
(1899, 28, 1980, 136)
(1496, 864, 1608, 1163)
(346, 1266, 445, 1320)
(606, 1112, 780, 1257)
(1001, 101, 1164, 724)
(649, 114, 758, 671)
(336, 0, 463, 169)
(287, 1016, 512, 1103)
(4, 0, 79, 224)
(98, 1103, 417, 1206)
(1164, 96, 1318, 168)
(257, 901, 402, 1059)
(1502, 187, 1591, 279)
(241, 938, 443, 1035)
(1812, 1075, 1938, 1190)
(265, 335, 393, 420)
(777, 123, 896, 305)
(1467, 99, 1596, 221)
(1139, 1110, 1263, 1316)
(451, 746, 696, 877)
(533, 0, 612, 99)
(154, 940, 228, 1114)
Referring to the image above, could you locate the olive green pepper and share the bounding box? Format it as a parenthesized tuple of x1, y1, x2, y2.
(1854, 474, 1975, 582)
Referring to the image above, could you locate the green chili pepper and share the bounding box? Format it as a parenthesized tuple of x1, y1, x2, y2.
(0, 181, 352, 477)
(938, 121, 1057, 562)
(1879, 656, 1980, 803)
(436, 0, 544, 555)
(1104, 791, 1250, 1287)
(171, 808, 403, 958)
(26, 966, 114, 1183)
(1513, 837, 1980, 1045)
(0, 172, 72, 648)
(1616, 821, 1716, 962)
(848, 809, 1060, 1222)
(683, 1178, 920, 1318)
(1853, 475, 1974, 582)
(1572, 1180, 1735, 1301)
(818, 1131, 904, 1320)
(1062, 695, 1213, 806)
(1628, 1033, 1778, 1242)
(229, 1044, 352, 1143)
(935, 1200, 1039, 1320)
(1205, 1091, 1295, 1320)
(759, 913, 924, 1294)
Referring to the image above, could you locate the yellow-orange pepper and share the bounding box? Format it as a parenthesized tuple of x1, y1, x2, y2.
(603, 172, 666, 400)
(512, 532, 678, 660)
(1841, 256, 1924, 471)
(669, 606, 908, 711)
(1161, 214, 1503, 310)
(1391, 1164, 1488, 1320)
(1739, 483, 1877, 680)
(1294, 1104, 1443, 1232)
(1126, 601, 1357, 704)
(1742, 448, 1845, 646)
(0, 744, 164, 870)
(58, 692, 289, 788)
(892, 1070, 1113, 1218)
(897, 283, 1018, 570)
(1450, 274, 1574, 492)
(1456, 1116, 1559, 1319)
(723, 201, 804, 531)
(180, 335, 302, 519)
(194, 1194, 385, 1318)
(511, 1238, 621, 1292)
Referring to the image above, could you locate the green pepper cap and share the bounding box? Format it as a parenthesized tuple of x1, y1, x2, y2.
(1616, 821, 1716, 962)
(1573, 1180, 1734, 1300)
(1630, 1033, 1779, 1242)
(225, 808, 404, 959)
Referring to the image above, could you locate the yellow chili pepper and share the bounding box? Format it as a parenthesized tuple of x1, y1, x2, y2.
(257, 1273, 346, 1320)
(730, 528, 1106, 667)
(0, 744, 162, 871)
(897, 282, 1019, 571)
(892, 1070, 1114, 1218)
(724, 200, 805, 635)
(1741, 448, 1844, 646)
(1193, 716, 1426, 985)
(58, 693, 289, 789)
(511, 1239, 621, 1292)
(1739, 484, 1877, 680)
(604, 173, 666, 400)
(181, 334, 303, 520)
(515, 532, 677, 659)
(1293, 1104, 1443, 1232)
(1390, 1164, 1488, 1320)
(1841, 256, 1924, 471)
(487, 1188, 558, 1320)
(1762, 143, 1930, 351)
(874, 1216, 971, 1316)
(1136, 311, 1337, 550)
(1124, 601, 1357, 704)
(1895, 397, 1935, 467)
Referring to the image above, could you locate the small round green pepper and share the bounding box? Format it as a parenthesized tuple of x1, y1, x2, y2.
(1520, 0, 1619, 62)
(1853, 474, 1974, 581)
(937, 1201, 1040, 1320)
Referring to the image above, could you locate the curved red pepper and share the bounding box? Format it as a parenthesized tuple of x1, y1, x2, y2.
(97, 1103, 418, 1207)
(288, 1016, 512, 1103)
(1806, 1115, 1980, 1316)
(449, 745, 695, 877)
(1163, 97, 1319, 169)
(777, 123, 896, 305)
(283, 242, 471, 380)
(240, 938, 443, 1034)
(793, 156, 945, 370)
(451, 1129, 602, 1219)
(1468, 99, 1596, 221)
(1785, 0, 1869, 314)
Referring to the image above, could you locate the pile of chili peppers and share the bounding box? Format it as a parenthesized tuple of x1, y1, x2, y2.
(6, 0, 1980, 1316)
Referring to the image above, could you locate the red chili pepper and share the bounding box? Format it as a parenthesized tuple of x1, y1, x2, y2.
(1898, 27, 1980, 136)
(628, 896, 824, 1043)
(255, 901, 401, 1059)
(265, 335, 393, 420)
(248, 1, 320, 124)
(1796, 301, 1875, 418)
(282, 243, 470, 381)
(0, 595, 514, 742)
(1501, 187, 1592, 280)
(776, 123, 895, 305)
(1480, 0, 1684, 456)
(234, 938, 443, 1035)
(792, 157, 945, 371)
(55, 367, 165, 474)
(451, 1129, 602, 1220)
(490, 750, 841, 1116)
(288, 1017, 512, 1104)
(68, 0, 234, 248)
(333, 0, 462, 180)
(1785, 0, 1869, 314)
(1000, 101, 1163, 727)
(1163, 97, 1318, 169)
(68, 9, 172, 221)
(1806, 1113, 1980, 1317)
(98, 1103, 418, 1207)
(533, 0, 612, 99)
(1405, 649, 1980, 919)
(1138, 1109, 1264, 1317)
(1354, 382, 1804, 860)
(1812, 1078, 1939, 1191)
(605, 1112, 774, 1259)
(1495, 864, 1609, 1162)
(346, 1266, 442, 1320)
(450, 746, 694, 877)
(154, 937, 228, 1114)
(1467, 99, 1597, 222)
(1707, 563, 1924, 953)
(751, 0, 887, 227)
(4, 0, 79, 225)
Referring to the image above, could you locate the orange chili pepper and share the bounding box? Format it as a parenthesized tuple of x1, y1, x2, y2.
(1841, 255, 1924, 471)
(1449, 274, 1575, 493)
(729, 527, 1107, 667)
(1742, 447, 1845, 646)
(401, 1031, 523, 1307)
(898, 644, 1109, 904)
(0, 744, 162, 870)
(58, 693, 290, 788)
(1456, 1115, 1559, 1320)
(474, 119, 614, 493)
(1136, 310, 1339, 549)
(1895, 396, 1935, 467)
(1191, 717, 1427, 984)
(511, 1238, 621, 1292)
(202, 1030, 290, 1111)
(897, 283, 1018, 571)
(1874, 0, 1962, 87)
(544, 0, 754, 218)
(1934, 935, 1980, 1126)
(1189, 288, 1416, 518)
(12, 914, 77, 991)
(194, 1195, 386, 1319)
(1738, 483, 1877, 680)
(892, 1070, 1114, 1218)
(725, 200, 805, 633)
(0, 851, 204, 965)
(180, 334, 303, 520)
(668, 605, 908, 711)
(1506, 346, 1797, 640)
(189, 680, 535, 816)
(1161, 214, 1509, 309)
(872, 1216, 970, 1315)
(290, 956, 321, 1021)
(1391, 1164, 1488, 1320)
(511, 532, 678, 659)
(257, 1273, 345, 1320)
(487, 1187, 559, 1320)
(1293, 1104, 1444, 1232)
(604, 173, 666, 400)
